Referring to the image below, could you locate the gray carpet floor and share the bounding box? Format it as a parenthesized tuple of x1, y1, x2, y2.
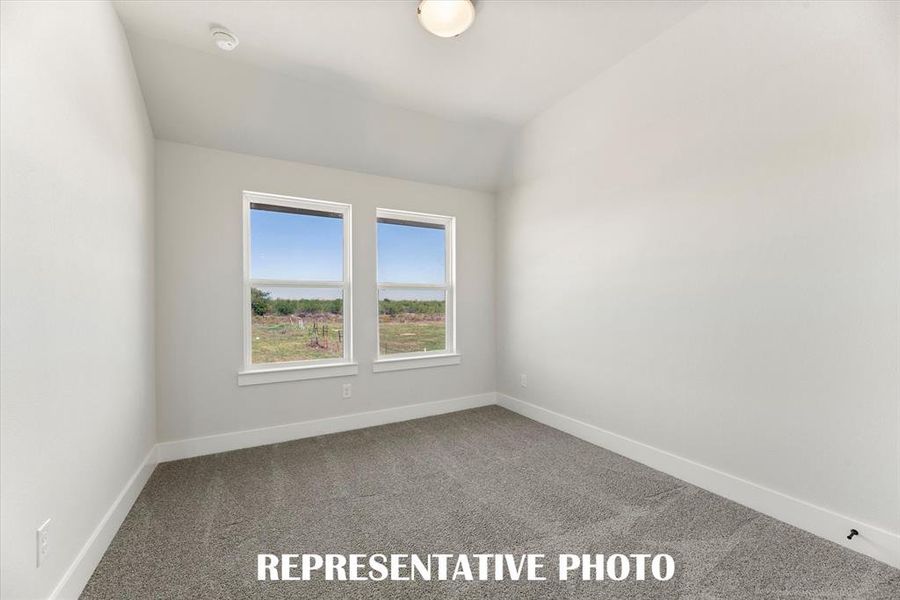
(81, 406, 898, 599)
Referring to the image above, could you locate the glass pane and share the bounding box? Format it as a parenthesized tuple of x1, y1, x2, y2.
(377, 219, 445, 284)
(250, 286, 344, 364)
(379, 288, 446, 355)
(250, 203, 343, 281)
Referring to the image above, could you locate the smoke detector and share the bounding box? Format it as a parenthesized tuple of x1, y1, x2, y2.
(210, 26, 239, 51)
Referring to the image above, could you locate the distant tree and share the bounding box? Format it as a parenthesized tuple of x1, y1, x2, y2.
(274, 299, 294, 315)
(250, 287, 271, 315)
(380, 299, 398, 316)
(378, 299, 444, 315)
(250, 292, 344, 317)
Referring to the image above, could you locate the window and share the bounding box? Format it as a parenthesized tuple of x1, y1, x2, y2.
(239, 192, 355, 385)
(374, 209, 458, 372)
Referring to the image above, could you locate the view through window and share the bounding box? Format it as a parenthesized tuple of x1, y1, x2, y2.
(246, 195, 350, 366)
(377, 210, 454, 357)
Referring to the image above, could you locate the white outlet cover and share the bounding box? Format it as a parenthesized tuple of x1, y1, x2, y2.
(342, 383, 352, 398)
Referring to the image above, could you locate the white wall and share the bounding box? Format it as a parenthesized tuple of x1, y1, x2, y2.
(498, 0, 899, 539)
(126, 32, 513, 193)
(0, 2, 156, 599)
(155, 141, 495, 443)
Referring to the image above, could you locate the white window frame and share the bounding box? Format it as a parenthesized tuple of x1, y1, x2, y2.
(373, 208, 459, 373)
(238, 191, 356, 386)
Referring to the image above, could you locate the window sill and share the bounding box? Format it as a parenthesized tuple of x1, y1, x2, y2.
(372, 353, 461, 373)
(238, 362, 358, 386)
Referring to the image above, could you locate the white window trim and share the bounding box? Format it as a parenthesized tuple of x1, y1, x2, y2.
(373, 208, 457, 371)
(239, 191, 356, 386)
(372, 353, 461, 373)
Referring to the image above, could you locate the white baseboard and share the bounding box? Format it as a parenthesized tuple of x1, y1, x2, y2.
(156, 392, 496, 463)
(496, 393, 900, 569)
(49, 393, 495, 599)
(49, 446, 158, 600)
(49, 390, 898, 600)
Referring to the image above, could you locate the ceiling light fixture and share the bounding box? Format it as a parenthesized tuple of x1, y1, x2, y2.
(210, 26, 239, 51)
(417, 0, 476, 38)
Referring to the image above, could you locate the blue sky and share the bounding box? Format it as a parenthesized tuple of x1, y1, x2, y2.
(250, 208, 445, 299)
(376, 221, 444, 284)
(251, 209, 343, 281)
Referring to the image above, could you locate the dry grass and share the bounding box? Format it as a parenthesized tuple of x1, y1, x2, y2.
(251, 313, 446, 363)
(251, 314, 343, 363)
(378, 315, 445, 355)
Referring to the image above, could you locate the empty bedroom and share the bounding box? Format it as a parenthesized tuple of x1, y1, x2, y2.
(1, 1, 898, 598)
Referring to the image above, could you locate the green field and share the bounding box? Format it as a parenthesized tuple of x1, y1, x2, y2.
(251, 314, 446, 363)
(251, 314, 344, 363)
(250, 288, 447, 363)
(378, 316, 445, 355)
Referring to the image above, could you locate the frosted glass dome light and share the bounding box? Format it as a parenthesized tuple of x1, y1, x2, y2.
(417, 0, 476, 38)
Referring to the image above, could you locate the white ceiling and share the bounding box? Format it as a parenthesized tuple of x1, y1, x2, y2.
(115, 1, 701, 125)
(114, 0, 703, 190)
(125, 31, 514, 191)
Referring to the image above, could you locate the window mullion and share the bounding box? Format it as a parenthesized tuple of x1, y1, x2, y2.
(251, 279, 344, 288)
(377, 282, 447, 290)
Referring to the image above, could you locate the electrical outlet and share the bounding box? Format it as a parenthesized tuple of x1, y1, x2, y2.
(36, 518, 50, 568)
(520, 374, 528, 388)
(342, 383, 352, 399)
